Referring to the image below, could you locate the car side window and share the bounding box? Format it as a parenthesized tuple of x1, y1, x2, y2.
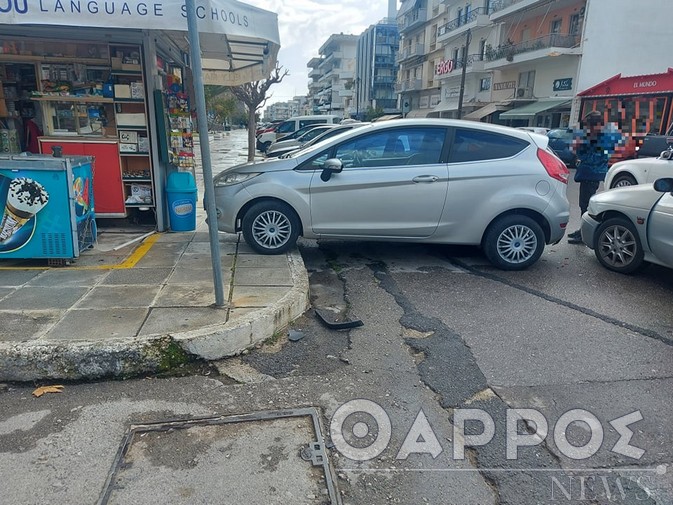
(333, 127, 446, 168)
(450, 128, 528, 162)
(276, 121, 295, 134)
(299, 119, 325, 128)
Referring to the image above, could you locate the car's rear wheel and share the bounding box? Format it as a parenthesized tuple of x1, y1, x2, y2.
(242, 201, 300, 255)
(482, 215, 545, 270)
(610, 173, 637, 188)
(594, 217, 644, 274)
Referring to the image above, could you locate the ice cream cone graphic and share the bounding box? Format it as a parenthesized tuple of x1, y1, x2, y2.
(0, 178, 49, 243)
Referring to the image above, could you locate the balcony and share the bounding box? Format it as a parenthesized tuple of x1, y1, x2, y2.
(395, 78, 423, 93)
(490, 0, 580, 21)
(396, 43, 425, 63)
(437, 7, 491, 43)
(399, 8, 427, 33)
(338, 89, 354, 98)
(484, 33, 581, 69)
(308, 68, 321, 79)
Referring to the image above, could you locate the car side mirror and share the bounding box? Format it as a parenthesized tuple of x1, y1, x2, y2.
(653, 177, 673, 193)
(320, 158, 343, 182)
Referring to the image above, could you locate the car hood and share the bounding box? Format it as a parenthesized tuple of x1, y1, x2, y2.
(590, 184, 663, 212)
(217, 157, 297, 175)
(608, 156, 670, 173)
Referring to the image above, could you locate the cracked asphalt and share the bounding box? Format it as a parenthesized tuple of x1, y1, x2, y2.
(1, 179, 673, 504)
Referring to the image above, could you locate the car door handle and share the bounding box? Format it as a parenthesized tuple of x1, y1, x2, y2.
(412, 175, 439, 183)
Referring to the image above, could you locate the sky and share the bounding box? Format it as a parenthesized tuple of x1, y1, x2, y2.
(246, 0, 398, 108)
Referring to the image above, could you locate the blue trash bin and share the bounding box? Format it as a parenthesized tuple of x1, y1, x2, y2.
(166, 171, 197, 232)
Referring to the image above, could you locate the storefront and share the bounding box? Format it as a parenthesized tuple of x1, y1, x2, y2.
(577, 68, 673, 142)
(0, 1, 279, 235)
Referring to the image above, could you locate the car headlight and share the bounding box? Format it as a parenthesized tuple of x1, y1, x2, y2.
(214, 172, 261, 187)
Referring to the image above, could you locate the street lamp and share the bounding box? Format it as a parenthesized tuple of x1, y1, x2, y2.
(457, 28, 472, 120)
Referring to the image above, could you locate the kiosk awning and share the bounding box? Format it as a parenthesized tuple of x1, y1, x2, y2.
(0, 0, 280, 86)
(499, 99, 571, 119)
(463, 102, 511, 121)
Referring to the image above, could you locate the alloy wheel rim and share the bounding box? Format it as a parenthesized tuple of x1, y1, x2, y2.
(252, 210, 292, 249)
(614, 179, 633, 188)
(598, 225, 637, 267)
(497, 225, 538, 264)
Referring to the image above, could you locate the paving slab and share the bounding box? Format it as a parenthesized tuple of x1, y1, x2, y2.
(0, 287, 14, 301)
(231, 286, 293, 308)
(140, 307, 228, 336)
(234, 267, 292, 286)
(154, 283, 220, 307)
(26, 269, 109, 287)
(0, 286, 90, 310)
(235, 254, 291, 268)
(0, 310, 63, 342)
(168, 266, 233, 285)
(179, 252, 235, 270)
(102, 268, 173, 286)
(185, 241, 237, 255)
(0, 269, 42, 287)
(45, 308, 149, 340)
(76, 285, 162, 309)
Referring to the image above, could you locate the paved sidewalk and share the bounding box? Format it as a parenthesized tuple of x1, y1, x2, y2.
(0, 131, 309, 381)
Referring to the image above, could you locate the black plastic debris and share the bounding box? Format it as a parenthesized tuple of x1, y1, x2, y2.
(315, 309, 364, 330)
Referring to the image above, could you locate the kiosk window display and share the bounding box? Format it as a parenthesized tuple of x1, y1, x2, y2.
(0, 37, 157, 221)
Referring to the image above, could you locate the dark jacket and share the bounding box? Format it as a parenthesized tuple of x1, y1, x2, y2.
(573, 127, 623, 182)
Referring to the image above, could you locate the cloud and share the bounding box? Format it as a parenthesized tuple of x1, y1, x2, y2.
(246, 0, 397, 107)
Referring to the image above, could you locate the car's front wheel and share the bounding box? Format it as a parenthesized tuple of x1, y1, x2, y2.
(594, 217, 644, 274)
(482, 215, 545, 270)
(610, 173, 637, 188)
(242, 201, 300, 255)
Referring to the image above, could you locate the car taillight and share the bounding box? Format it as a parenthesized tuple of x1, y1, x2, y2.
(537, 148, 569, 184)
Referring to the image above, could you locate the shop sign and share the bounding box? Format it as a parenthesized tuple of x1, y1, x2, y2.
(435, 60, 455, 75)
(493, 81, 516, 91)
(0, 0, 279, 42)
(553, 78, 573, 91)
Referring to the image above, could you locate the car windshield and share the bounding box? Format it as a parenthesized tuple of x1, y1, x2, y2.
(548, 129, 573, 140)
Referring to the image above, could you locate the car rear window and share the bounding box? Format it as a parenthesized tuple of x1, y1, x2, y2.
(449, 128, 529, 162)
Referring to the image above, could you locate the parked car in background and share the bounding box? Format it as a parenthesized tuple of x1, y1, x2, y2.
(256, 115, 341, 152)
(214, 119, 570, 270)
(265, 124, 336, 158)
(604, 148, 673, 188)
(581, 178, 673, 273)
(547, 128, 577, 168)
(637, 123, 673, 158)
(517, 126, 551, 135)
(274, 122, 369, 158)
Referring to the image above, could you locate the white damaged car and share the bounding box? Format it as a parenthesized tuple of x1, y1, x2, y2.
(581, 177, 673, 273)
(605, 148, 673, 188)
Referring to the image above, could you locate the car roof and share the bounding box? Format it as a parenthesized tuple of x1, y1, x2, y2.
(290, 118, 542, 159)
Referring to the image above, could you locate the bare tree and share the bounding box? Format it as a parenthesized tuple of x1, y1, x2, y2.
(229, 63, 289, 161)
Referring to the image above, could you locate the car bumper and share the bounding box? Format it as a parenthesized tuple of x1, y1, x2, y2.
(580, 213, 600, 249)
(545, 190, 570, 244)
(214, 183, 252, 234)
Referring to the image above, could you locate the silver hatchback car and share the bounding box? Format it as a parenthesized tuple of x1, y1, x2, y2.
(214, 119, 570, 270)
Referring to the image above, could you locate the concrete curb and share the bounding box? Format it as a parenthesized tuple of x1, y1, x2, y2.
(0, 251, 309, 382)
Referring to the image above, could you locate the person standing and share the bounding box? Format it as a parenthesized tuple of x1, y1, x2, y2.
(567, 111, 624, 244)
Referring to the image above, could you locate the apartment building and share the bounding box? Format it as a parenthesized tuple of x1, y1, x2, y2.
(355, 18, 400, 119)
(305, 34, 358, 117)
(397, 0, 673, 128)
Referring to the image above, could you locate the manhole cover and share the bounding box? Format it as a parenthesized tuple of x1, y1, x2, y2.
(99, 408, 340, 505)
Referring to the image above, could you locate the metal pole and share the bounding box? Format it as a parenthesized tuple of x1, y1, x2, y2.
(457, 28, 472, 120)
(186, 0, 226, 307)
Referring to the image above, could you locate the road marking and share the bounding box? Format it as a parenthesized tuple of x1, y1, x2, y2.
(0, 233, 159, 271)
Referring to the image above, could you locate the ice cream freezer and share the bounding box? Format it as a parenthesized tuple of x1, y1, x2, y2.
(0, 154, 96, 260)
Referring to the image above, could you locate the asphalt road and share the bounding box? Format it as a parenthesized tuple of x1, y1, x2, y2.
(1, 143, 672, 504)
